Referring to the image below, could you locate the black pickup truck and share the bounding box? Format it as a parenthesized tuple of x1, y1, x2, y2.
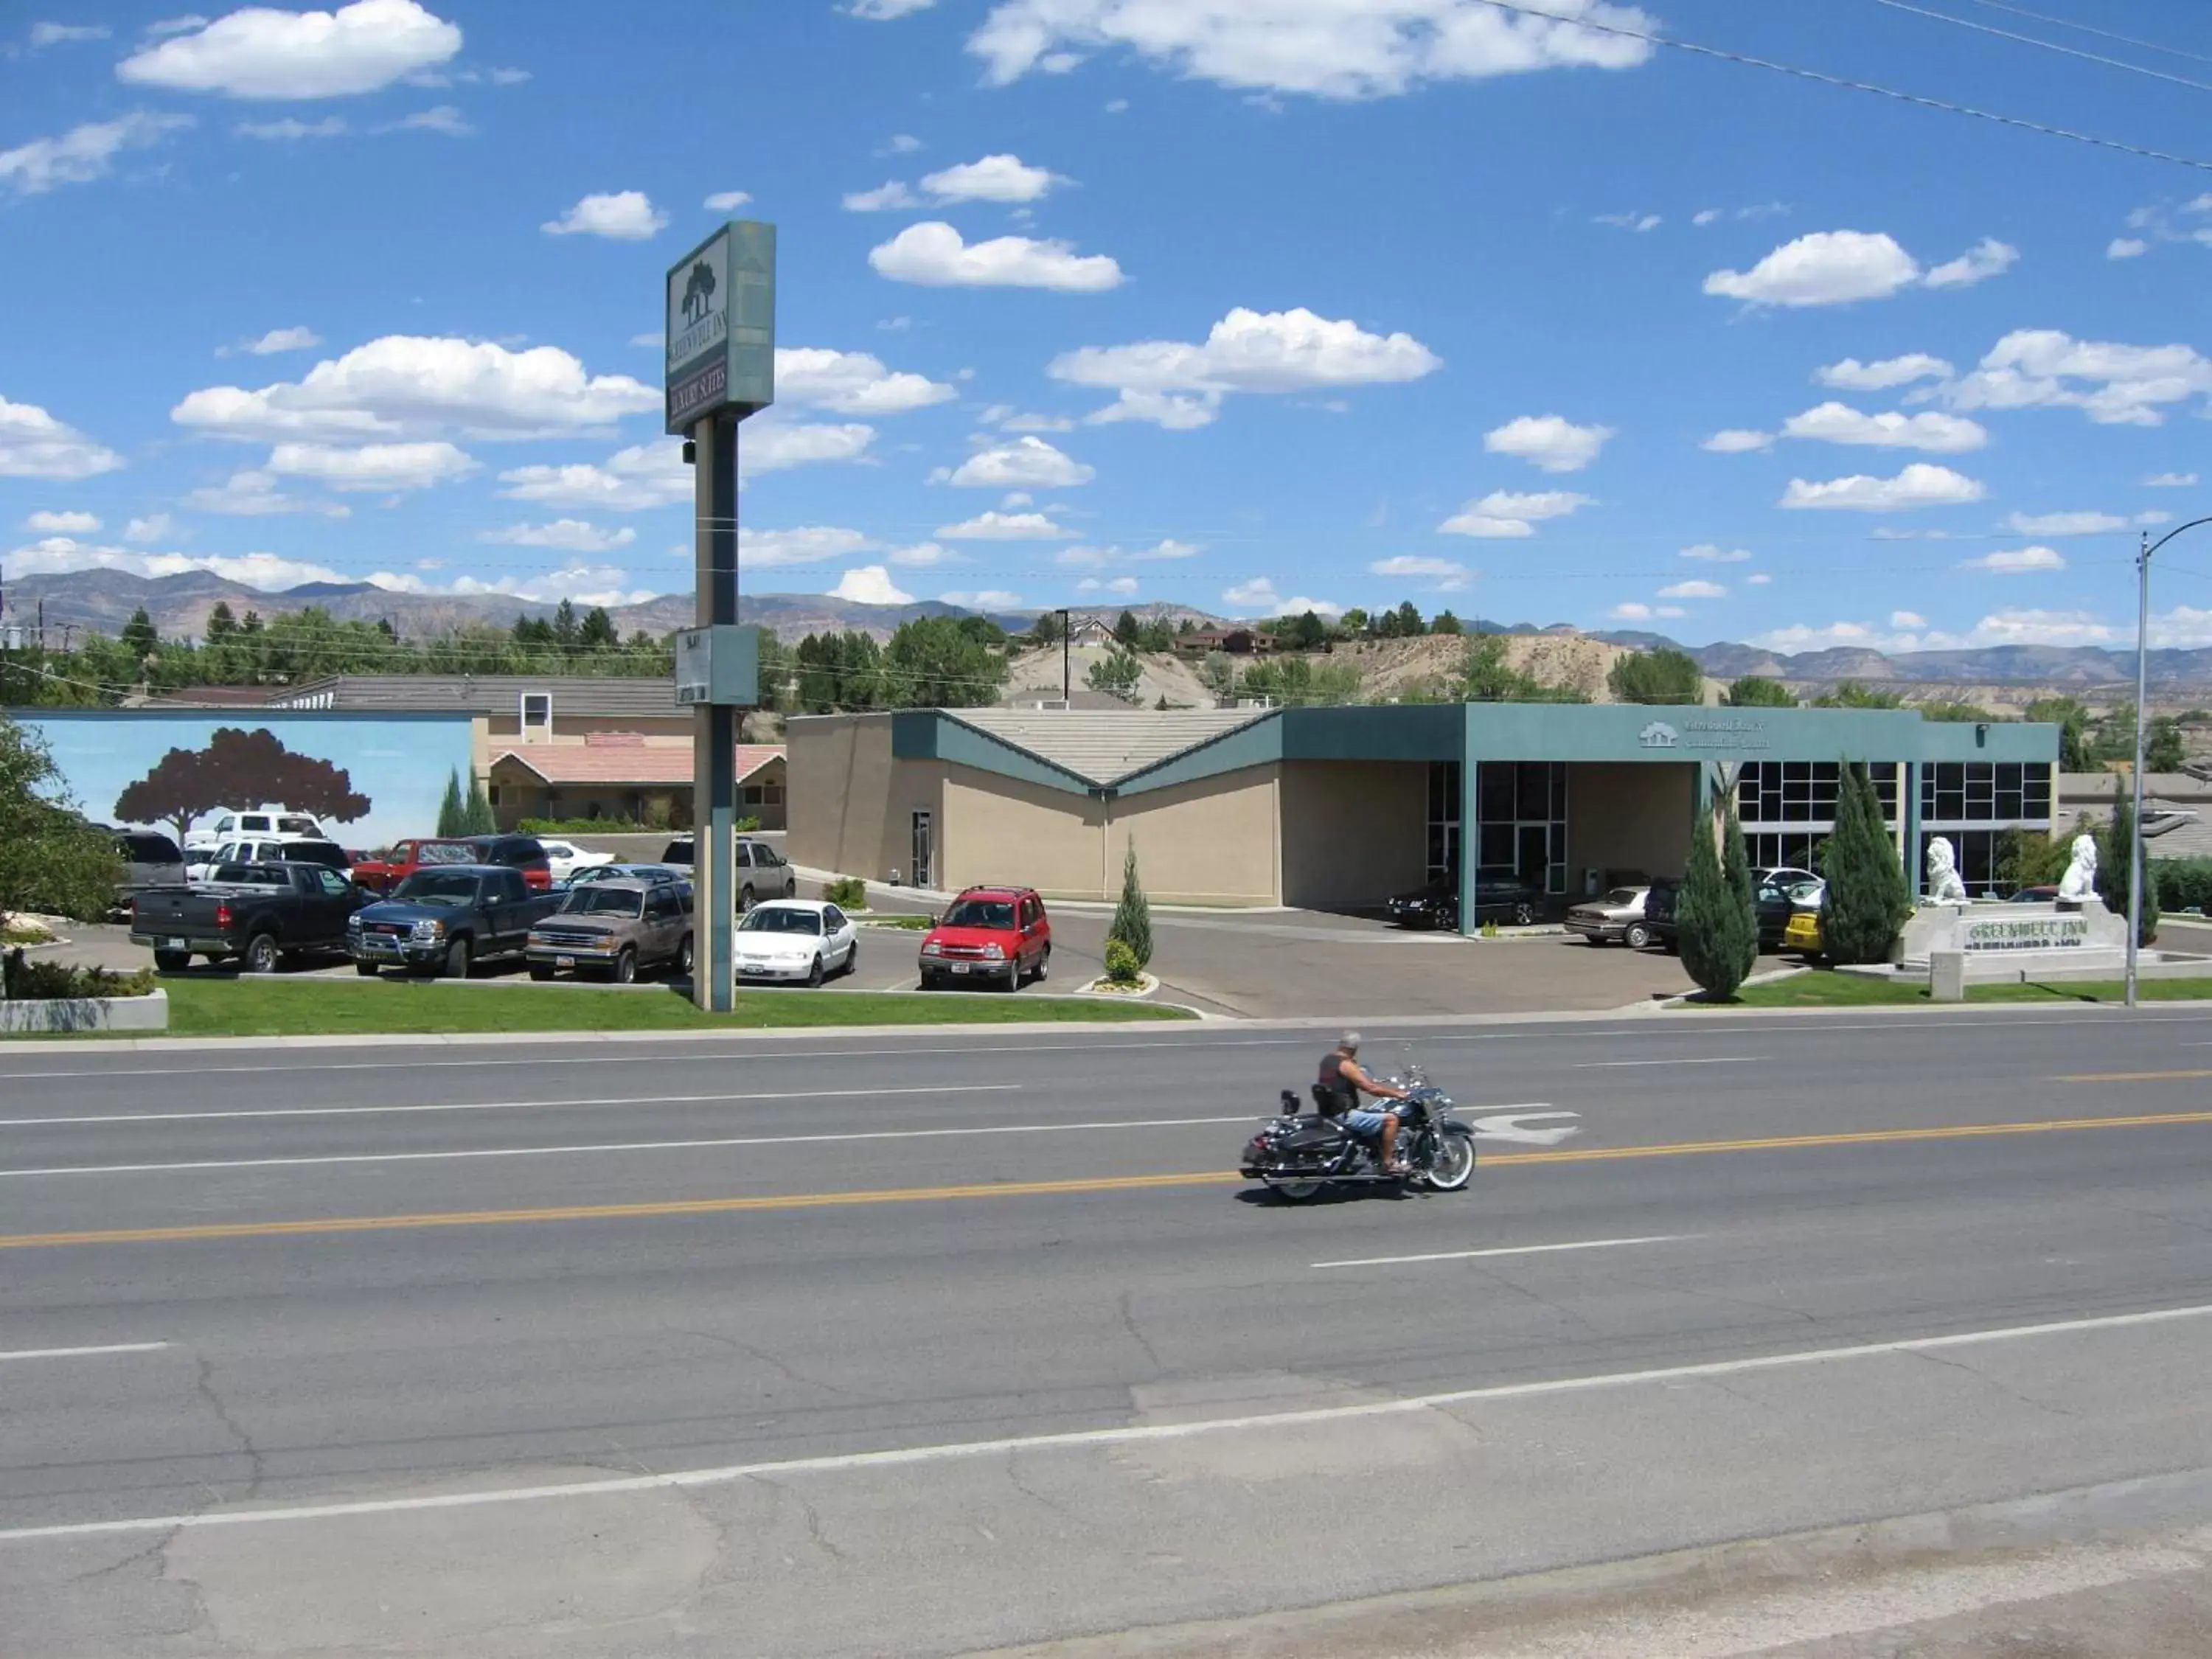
(346, 865, 563, 978)
(131, 860, 370, 973)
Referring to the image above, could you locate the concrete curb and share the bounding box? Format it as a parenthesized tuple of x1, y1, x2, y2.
(959, 1464, 2212, 1659)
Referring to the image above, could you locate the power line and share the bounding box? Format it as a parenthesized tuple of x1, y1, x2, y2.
(1868, 0, 2212, 97)
(1469, 0, 2212, 173)
(1960, 0, 2212, 69)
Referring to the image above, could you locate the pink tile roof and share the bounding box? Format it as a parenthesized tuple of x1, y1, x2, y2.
(733, 744, 785, 784)
(490, 742, 784, 788)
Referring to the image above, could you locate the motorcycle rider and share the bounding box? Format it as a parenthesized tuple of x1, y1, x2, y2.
(1318, 1031, 1410, 1175)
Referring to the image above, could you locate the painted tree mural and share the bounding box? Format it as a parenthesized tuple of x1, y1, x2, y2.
(114, 727, 372, 841)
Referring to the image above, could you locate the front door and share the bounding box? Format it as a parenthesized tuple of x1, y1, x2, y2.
(1517, 824, 1550, 892)
(911, 810, 933, 888)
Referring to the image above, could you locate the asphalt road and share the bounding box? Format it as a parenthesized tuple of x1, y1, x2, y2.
(8, 1008, 2212, 1655)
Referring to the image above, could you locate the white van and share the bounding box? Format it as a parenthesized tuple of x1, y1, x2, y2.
(184, 807, 332, 857)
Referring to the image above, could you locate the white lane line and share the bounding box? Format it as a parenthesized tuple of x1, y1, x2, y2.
(0, 1343, 169, 1362)
(1573, 1057, 1759, 1069)
(0, 1083, 1017, 1129)
(0, 1113, 1278, 1178)
(5, 1301, 2205, 1545)
(1312, 1234, 1686, 1270)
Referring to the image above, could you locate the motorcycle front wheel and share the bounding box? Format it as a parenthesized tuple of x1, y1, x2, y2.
(1421, 1130, 1475, 1192)
(1263, 1178, 1326, 1203)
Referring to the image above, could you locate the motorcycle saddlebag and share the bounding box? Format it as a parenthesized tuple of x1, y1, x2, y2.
(1274, 1116, 1350, 1156)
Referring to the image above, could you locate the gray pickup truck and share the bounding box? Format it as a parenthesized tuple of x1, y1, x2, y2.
(346, 865, 564, 978)
(131, 860, 370, 973)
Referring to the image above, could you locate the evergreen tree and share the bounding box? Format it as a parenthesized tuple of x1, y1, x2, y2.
(1607, 647, 1703, 704)
(435, 769, 466, 837)
(1814, 680, 1904, 709)
(119, 606, 159, 662)
(205, 602, 238, 641)
(1820, 762, 1911, 964)
(2099, 779, 2159, 945)
(462, 776, 498, 836)
(1112, 609, 1142, 647)
(1107, 843, 1153, 972)
(1430, 610, 1464, 636)
(2147, 714, 2187, 773)
(1390, 599, 1425, 638)
(1723, 675, 1795, 707)
(552, 599, 580, 647)
(1678, 799, 1758, 999)
(1029, 611, 1062, 646)
(578, 606, 617, 650)
(2025, 695, 2092, 771)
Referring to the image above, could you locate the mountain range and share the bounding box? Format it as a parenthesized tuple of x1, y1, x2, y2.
(4, 569, 2207, 698)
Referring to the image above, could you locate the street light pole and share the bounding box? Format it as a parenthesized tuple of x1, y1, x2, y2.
(2127, 515, 2212, 1008)
(1057, 608, 1071, 704)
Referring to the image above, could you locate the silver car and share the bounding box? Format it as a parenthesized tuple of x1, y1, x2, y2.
(1565, 886, 1655, 948)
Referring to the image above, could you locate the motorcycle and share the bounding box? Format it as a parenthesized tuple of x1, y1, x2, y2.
(1239, 1060, 1475, 1203)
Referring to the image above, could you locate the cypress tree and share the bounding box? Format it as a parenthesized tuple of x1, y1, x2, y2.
(2099, 779, 2159, 946)
(1107, 843, 1153, 972)
(1820, 762, 1911, 964)
(462, 776, 498, 837)
(435, 769, 465, 837)
(1680, 798, 1758, 1000)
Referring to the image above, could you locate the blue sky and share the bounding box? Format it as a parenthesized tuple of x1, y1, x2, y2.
(3, 0, 2211, 655)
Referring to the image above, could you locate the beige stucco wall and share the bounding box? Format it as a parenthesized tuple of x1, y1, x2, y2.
(788, 714, 943, 883)
(1565, 763, 1695, 889)
(1279, 761, 1427, 909)
(935, 763, 1281, 905)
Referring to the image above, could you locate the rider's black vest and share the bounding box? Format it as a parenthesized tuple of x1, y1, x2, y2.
(1316, 1051, 1360, 1117)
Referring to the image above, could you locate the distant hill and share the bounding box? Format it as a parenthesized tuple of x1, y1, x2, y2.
(7, 569, 2211, 703)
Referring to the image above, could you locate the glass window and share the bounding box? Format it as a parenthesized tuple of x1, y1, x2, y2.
(824, 905, 846, 929)
(565, 887, 645, 918)
(942, 898, 1014, 928)
(740, 907, 822, 935)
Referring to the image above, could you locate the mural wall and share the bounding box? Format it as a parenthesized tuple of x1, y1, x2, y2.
(20, 712, 475, 850)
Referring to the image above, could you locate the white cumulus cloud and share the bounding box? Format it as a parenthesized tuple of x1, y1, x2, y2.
(116, 0, 462, 98)
(830, 565, 916, 605)
(1680, 543, 1750, 562)
(940, 588, 1023, 609)
(1939, 328, 2212, 427)
(967, 0, 1656, 98)
(851, 0, 934, 16)
(1778, 464, 1986, 512)
(1484, 414, 1613, 473)
(541, 190, 667, 240)
(0, 396, 123, 479)
(843, 181, 922, 212)
(264, 439, 476, 490)
(2145, 472, 2199, 488)
(1704, 230, 1921, 307)
(235, 114, 347, 139)
(2000, 509, 2125, 536)
(1077, 576, 1141, 596)
(703, 189, 751, 211)
(1779, 402, 1987, 453)
(0, 111, 192, 195)
(30, 21, 111, 45)
(2107, 237, 2149, 260)
(1658, 580, 1725, 599)
(1815, 353, 1952, 391)
(172, 335, 658, 441)
(4, 535, 351, 591)
(1055, 540, 1200, 568)
(1960, 546, 2065, 574)
(24, 509, 101, 533)
(229, 325, 323, 355)
(869, 222, 1124, 291)
(183, 470, 350, 517)
(477, 519, 637, 554)
(933, 437, 1094, 488)
(1221, 577, 1340, 617)
(1437, 490, 1592, 538)
(122, 513, 175, 543)
(934, 510, 1071, 539)
(919, 153, 1066, 203)
(1370, 554, 1469, 589)
(774, 347, 954, 414)
(1701, 429, 1773, 454)
(737, 526, 883, 567)
(1922, 237, 2018, 289)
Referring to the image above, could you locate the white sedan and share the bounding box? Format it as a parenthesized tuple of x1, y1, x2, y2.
(540, 840, 615, 883)
(733, 900, 859, 987)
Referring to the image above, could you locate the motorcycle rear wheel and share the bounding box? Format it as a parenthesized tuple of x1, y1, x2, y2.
(1264, 1178, 1325, 1203)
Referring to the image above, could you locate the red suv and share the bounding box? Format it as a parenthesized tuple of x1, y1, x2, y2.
(918, 886, 1051, 991)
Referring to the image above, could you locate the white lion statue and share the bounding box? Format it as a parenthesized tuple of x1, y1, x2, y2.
(2057, 832, 2099, 903)
(1925, 836, 1969, 904)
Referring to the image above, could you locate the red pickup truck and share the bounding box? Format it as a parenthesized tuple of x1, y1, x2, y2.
(352, 838, 480, 896)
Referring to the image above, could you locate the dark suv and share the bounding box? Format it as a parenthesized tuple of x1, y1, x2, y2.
(1646, 866, 1820, 951)
(459, 833, 553, 891)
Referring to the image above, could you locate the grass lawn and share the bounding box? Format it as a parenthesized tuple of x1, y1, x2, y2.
(137, 976, 1194, 1039)
(1710, 970, 2212, 1009)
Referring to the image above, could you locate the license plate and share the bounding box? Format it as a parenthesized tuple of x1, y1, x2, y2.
(556, 956, 574, 969)
(364, 937, 398, 953)
(950, 963, 970, 975)
(165, 936, 186, 950)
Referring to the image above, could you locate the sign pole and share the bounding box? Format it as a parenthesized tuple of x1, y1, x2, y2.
(694, 410, 740, 1012)
(665, 219, 774, 1014)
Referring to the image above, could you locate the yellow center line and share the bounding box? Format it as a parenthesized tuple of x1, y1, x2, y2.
(6, 1107, 2211, 1251)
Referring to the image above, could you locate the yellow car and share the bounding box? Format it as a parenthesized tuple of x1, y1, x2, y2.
(1782, 908, 1823, 958)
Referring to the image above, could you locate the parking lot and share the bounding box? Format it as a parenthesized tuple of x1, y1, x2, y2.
(60, 869, 1714, 1020)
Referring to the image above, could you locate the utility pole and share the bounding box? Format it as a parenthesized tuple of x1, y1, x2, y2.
(1058, 608, 1071, 704)
(2127, 515, 2212, 1006)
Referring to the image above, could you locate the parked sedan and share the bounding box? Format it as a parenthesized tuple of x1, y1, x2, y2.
(539, 839, 614, 884)
(1565, 886, 1654, 948)
(1385, 875, 1543, 931)
(734, 900, 859, 986)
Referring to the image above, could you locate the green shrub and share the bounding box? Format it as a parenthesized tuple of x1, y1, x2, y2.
(2099, 782, 2159, 945)
(1679, 801, 1758, 1000)
(1820, 762, 1910, 964)
(2153, 858, 2212, 913)
(1107, 844, 1153, 971)
(2, 954, 156, 1000)
(1104, 938, 1143, 984)
(824, 875, 866, 908)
